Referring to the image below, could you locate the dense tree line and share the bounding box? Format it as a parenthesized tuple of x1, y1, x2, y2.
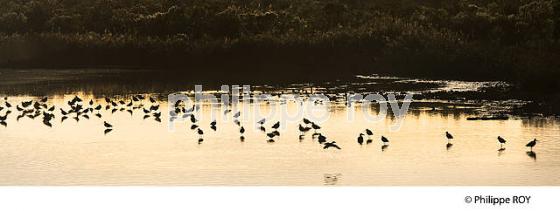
(0, 0, 559, 92)
(1, 0, 558, 42)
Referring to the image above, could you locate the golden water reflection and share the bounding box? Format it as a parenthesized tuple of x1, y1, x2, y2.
(0, 93, 558, 185)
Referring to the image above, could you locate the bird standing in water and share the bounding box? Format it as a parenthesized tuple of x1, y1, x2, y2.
(197, 128, 204, 139)
(357, 133, 364, 145)
(323, 141, 341, 150)
(445, 131, 453, 142)
(381, 136, 389, 145)
(239, 126, 245, 141)
(526, 139, 538, 151)
(497, 136, 506, 149)
(272, 121, 280, 130)
(365, 129, 373, 137)
(104, 121, 112, 128)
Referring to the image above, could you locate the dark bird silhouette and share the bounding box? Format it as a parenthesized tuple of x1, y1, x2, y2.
(272, 121, 280, 130)
(266, 132, 276, 139)
(190, 114, 197, 123)
(318, 134, 327, 144)
(357, 133, 364, 145)
(526, 139, 538, 151)
(303, 118, 312, 125)
(497, 136, 507, 148)
(191, 124, 199, 130)
(311, 123, 321, 133)
(197, 128, 204, 138)
(198, 138, 204, 144)
(299, 124, 311, 135)
(104, 128, 113, 134)
(5, 101, 12, 108)
(149, 97, 157, 103)
(21, 101, 32, 108)
(365, 129, 373, 137)
(150, 105, 159, 111)
(446, 131, 453, 141)
(445, 131, 453, 141)
(259, 126, 266, 132)
(240, 126, 245, 134)
(381, 136, 389, 145)
(0, 121, 6, 127)
(104, 121, 113, 128)
(323, 141, 341, 150)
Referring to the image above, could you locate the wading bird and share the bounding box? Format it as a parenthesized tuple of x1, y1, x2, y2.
(497, 136, 507, 149)
(357, 133, 364, 145)
(446, 131, 453, 141)
(526, 139, 538, 151)
(381, 136, 389, 145)
(323, 141, 341, 150)
(272, 121, 280, 130)
(365, 129, 373, 137)
(104, 121, 113, 128)
(197, 128, 204, 138)
(318, 134, 327, 144)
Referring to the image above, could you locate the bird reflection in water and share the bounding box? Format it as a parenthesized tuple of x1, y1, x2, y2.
(381, 144, 389, 152)
(324, 173, 342, 185)
(526, 151, 537, 161)
(497, 148, 506, 156)
(446, 143, 453, 151)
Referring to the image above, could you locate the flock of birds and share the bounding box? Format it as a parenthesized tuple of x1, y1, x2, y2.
(0, 95, 162, 135)
(0, 95, 541, 156)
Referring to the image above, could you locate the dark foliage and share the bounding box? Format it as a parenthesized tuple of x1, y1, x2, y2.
(0, 0, 559, 93)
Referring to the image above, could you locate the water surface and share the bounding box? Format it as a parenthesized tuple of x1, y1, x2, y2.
(0, 69, 558, 185)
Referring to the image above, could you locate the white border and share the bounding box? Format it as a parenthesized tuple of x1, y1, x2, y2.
(0, 187, 558, 211)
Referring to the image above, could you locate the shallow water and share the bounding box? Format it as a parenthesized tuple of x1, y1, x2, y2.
(0, 70, 558, 186)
